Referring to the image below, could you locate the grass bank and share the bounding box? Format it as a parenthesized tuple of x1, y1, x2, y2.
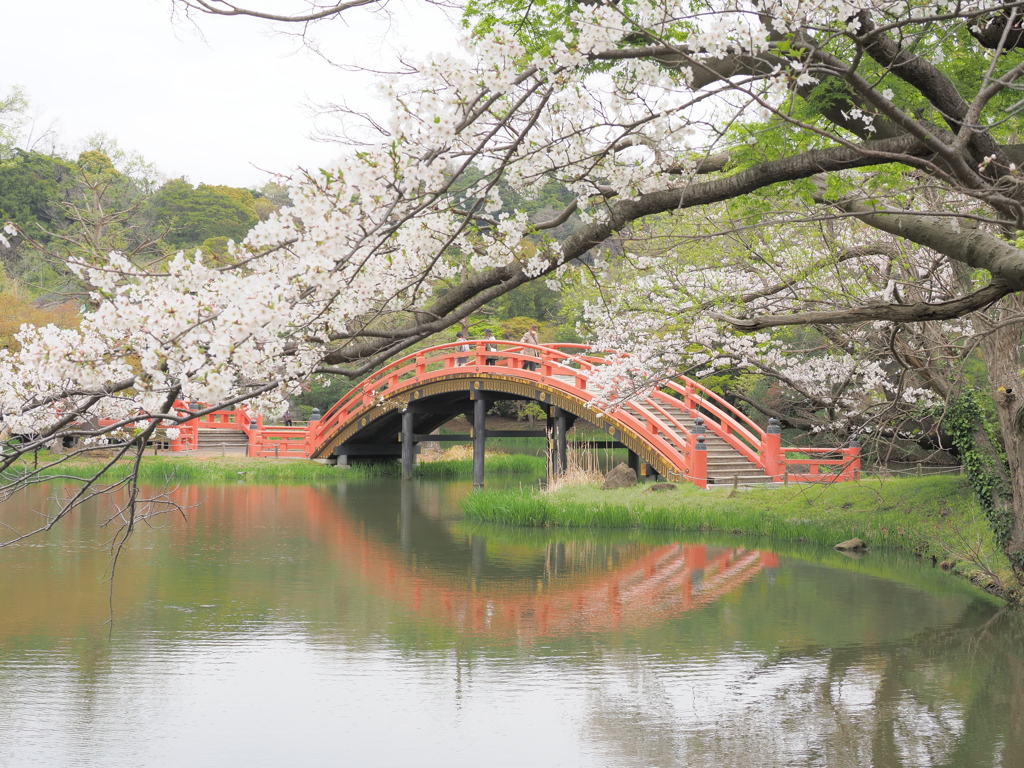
(19, 456, 342, 485)
(461, 476, 1016, 600)
(10, 444, 547, 485)
(455, 520, 1001, 604)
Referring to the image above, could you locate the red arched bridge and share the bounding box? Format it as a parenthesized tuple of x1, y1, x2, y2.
(160, 341, 860, 488)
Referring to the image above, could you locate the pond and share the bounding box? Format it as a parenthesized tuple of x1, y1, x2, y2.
(0, 477, 1019, 767)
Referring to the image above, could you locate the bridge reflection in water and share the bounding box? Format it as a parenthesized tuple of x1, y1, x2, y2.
(0, 481, 778, 644)
(181, 481, 778, 640)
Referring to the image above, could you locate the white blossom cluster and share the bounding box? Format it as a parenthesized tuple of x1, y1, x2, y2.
(578, 214, 960, 436)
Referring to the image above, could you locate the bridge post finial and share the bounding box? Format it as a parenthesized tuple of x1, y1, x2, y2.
(843, 434, 861, 480)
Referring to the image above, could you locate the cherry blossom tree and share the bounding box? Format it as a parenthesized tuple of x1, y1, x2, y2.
(6, 0, 1024, 590)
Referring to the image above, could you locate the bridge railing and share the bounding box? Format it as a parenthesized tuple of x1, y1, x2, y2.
(169, 401, 261, 451)
(250, 426, 312, 458)
(169, 402, 201, 451)
(310, 341, 711, 479)
(96, 402, 203, 452)
(311, 341, 600, 448)
(171, 402, 262, 430)
(781, 447, 861, 481)
(308, 341, 858, 484)
(310, 341, 707, 476)
(102, 401, 263, 453)
(521, 344, 766, 471)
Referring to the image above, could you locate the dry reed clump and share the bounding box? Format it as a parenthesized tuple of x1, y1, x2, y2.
(423, 444, 507, 462)
(546, 444, 605, 493)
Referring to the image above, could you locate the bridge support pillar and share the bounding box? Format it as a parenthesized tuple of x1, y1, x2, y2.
(627, 450, 641, 478)
(401, 409, 415, 480)
(473, 396, 487, 488)
(550, 407, 568, 476)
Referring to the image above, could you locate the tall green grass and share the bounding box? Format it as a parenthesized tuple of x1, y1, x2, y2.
(23, 457, 341, 485)
(17, 452, 544, 484)
(345, 454, 546, 478)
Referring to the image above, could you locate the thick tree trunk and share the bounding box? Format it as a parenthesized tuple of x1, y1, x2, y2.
(981, 321, 1024, 589)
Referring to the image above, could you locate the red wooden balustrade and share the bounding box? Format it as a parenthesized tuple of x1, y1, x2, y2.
(308, 341, 859, 485)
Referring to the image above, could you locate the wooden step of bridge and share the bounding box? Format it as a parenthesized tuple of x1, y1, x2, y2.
(197, 428, 251, 454)
(619, 401, 773, 485)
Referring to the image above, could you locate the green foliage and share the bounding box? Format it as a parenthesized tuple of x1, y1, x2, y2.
(0, 151, 74, 238)
(201, 236, 232, 260)
(520, 402, 547, 422)
(76, 150, 117, 176)
(256, 180, 290, 207)
(69, 148, 162, 257)
(253, 197, 277, 222)
(0, 85, 28, 159)
(294, 375, 356, 414)
(147, 179, 258, 248)
(491, 279, 561, 322)
(0, 139, 166, 297)
(462, 0, 670, 61)
(945, 391, 1013, 548)
(497, 315, 555, 342)
(462, 0, 580, 59)
(803, 76, 857, 117)
(82, 132, 162, 192)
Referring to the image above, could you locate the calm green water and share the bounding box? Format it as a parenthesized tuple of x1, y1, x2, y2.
(0, 477, 1019, 767)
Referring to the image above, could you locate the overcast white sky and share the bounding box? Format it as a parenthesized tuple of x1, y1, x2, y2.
(2, 0, 460, 188)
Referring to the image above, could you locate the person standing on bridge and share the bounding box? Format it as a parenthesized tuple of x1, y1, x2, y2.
(456, 330, 470, 366)
(484, 329, 498, 366)
(520, 324, 540, 372)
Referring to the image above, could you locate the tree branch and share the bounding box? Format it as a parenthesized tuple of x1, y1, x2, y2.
(718, 280, 1014, 330)
(837, 199, 1024, 285)
(174, 0, 383, 23)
